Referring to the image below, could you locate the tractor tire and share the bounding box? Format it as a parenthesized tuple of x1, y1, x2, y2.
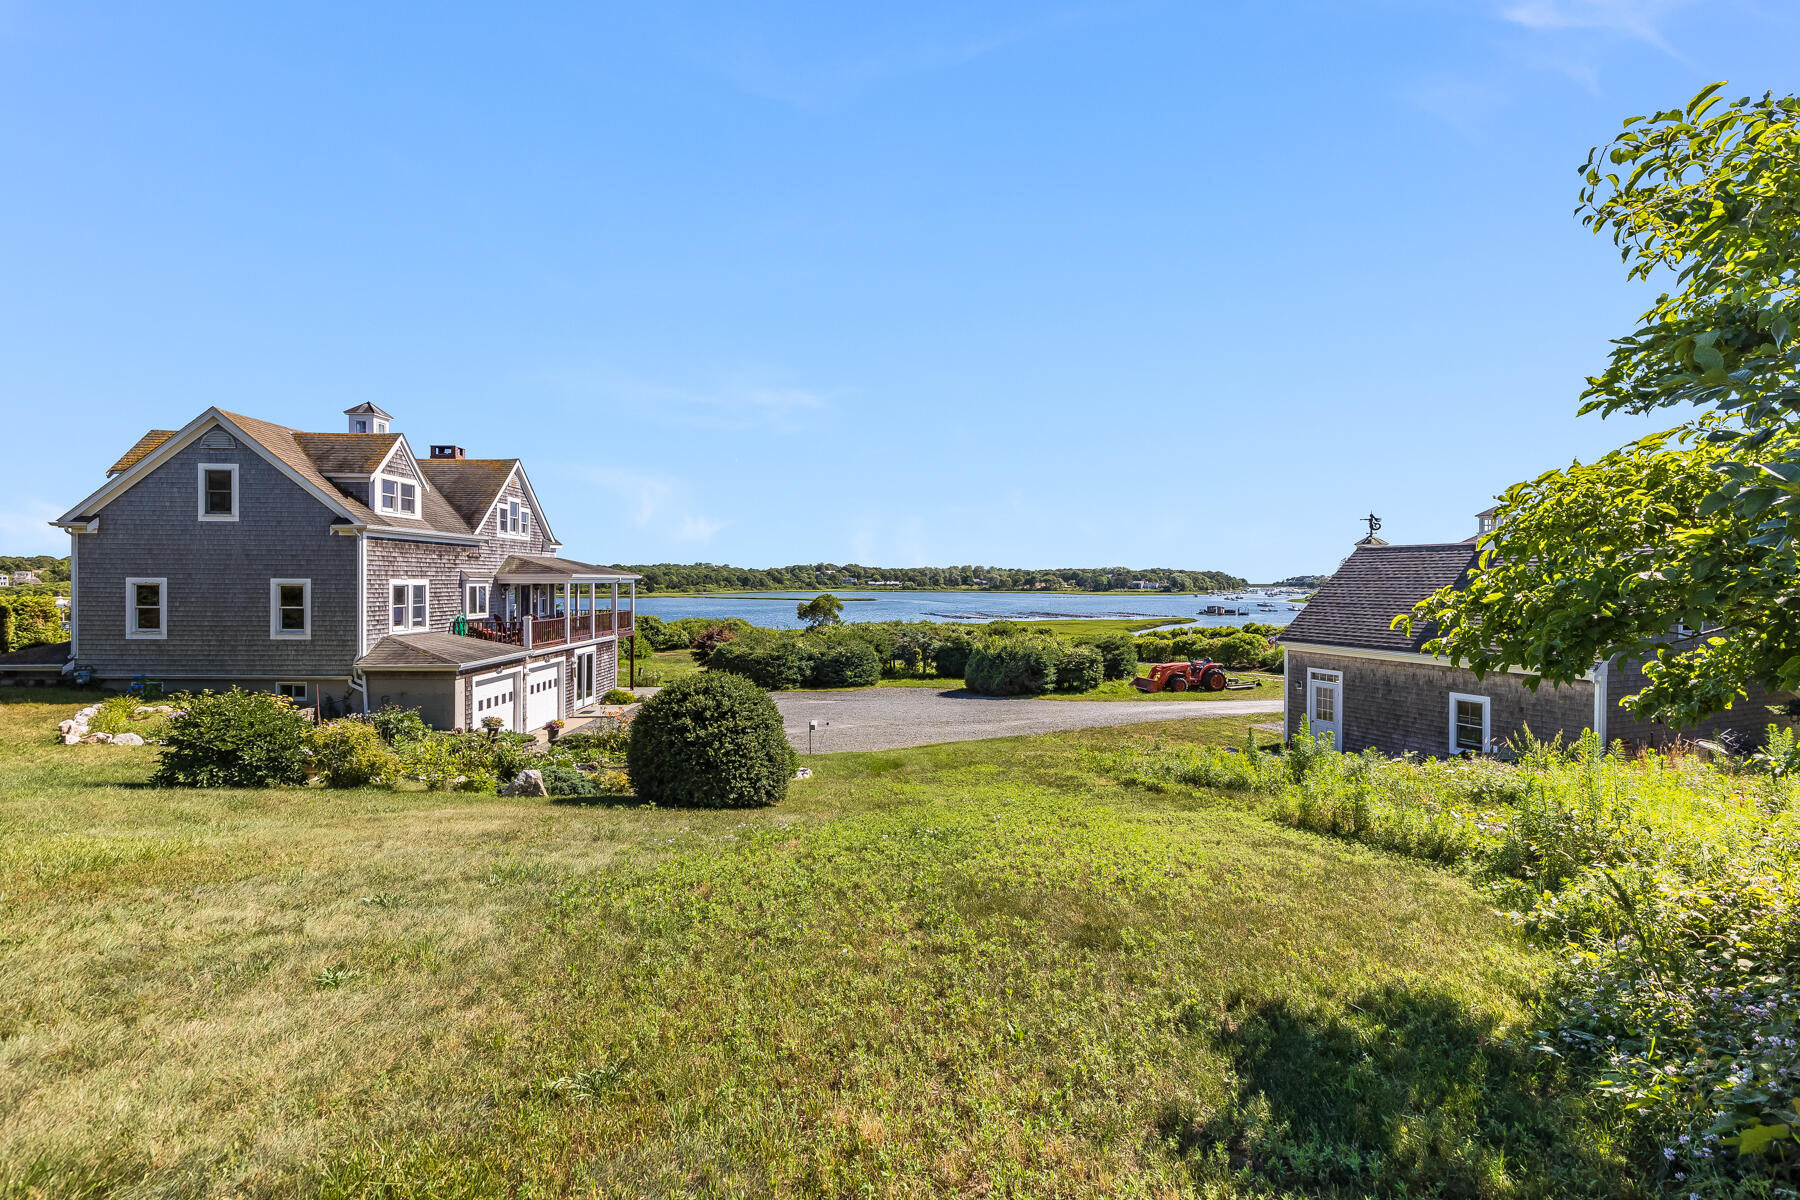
(1166, 677, 1188, 692)
(1204, 670, 1228, 692)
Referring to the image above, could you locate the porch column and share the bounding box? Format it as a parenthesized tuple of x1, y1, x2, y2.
(627, 579, 636, 689)
(522, 585, 533, 649)
(563, 583, 571, 644)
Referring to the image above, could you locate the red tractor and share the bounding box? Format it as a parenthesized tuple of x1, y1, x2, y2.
(1133, 659, 1230, 693)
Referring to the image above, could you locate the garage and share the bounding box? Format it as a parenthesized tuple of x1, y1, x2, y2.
(525, 660, 561, 731)
(473, 669, 520, 733)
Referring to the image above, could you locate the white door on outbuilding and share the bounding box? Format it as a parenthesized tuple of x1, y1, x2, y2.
(1306, 668, 1342, 749)
(525, 660, 561, 732)
(473, 669, 521, 733)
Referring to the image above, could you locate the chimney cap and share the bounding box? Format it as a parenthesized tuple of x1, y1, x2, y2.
(429, 444, 465, 459)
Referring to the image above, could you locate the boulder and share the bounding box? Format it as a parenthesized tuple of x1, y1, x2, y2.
(112, 732, 145, 747)
(77, 706, 99, 719)
(794, 767, 814, 780)
(58, 719, 76, 734)
(62, 732, 80, 745)
(502, 769, 548, 797)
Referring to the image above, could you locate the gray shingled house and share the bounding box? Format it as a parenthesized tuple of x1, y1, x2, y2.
(1279, 513, 1785, 757)
(48, 403, 638, 732)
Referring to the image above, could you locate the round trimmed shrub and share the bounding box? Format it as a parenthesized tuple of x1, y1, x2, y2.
(964, 637, 1062, 696)
(627, 673, 793, 808)
(1054, 644, 1104, 693)
(707, 634, 804, 689)
(806, 638, 880, 688)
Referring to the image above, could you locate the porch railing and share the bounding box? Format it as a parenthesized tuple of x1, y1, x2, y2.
(463, 609, 634, 650)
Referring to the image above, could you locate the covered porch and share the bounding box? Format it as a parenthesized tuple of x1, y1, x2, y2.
(460, 554, 638, 652)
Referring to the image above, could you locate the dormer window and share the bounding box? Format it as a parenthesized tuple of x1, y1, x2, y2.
(374, 420, 388, 434)
(379, 476, 417, 517)
(499, 499, 531, 537)
(353, 419, 369, 433)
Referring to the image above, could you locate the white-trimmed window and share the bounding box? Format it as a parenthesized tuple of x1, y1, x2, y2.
(353, 418, 369, 433)
(1449, 692, 1491, 755)
(466, 581, 490, 617)
(390, 579, 428, 631)
(378, 476, 418, 517)
(198, 463, 239, 521)
(374, 419, 388, 434)
(276, 681, 309, 703)
(126, 577, 167, 639)
(499, 498, 532, 537)
(270, 578, 311, 639)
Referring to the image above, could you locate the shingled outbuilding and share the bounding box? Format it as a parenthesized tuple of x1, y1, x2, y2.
(1278, 517, 1785, 756)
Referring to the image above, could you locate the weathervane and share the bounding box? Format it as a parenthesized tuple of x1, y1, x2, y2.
(1363, 513, 1382, 538)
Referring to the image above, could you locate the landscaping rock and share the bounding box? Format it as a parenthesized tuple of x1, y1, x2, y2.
(58, 719, 76, 734)
(794, 767, 813, 780)
(112, 732, 145, 747)
(503, 769, 548, 797)
(62, 732, 80, 745)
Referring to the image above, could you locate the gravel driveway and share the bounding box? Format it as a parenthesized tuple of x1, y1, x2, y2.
(773, 687, 1282, 753)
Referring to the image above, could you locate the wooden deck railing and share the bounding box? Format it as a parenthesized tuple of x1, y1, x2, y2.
(465, 609, 634, 650)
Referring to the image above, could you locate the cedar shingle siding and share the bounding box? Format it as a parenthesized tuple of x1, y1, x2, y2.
(1283, 541, 1793, 755)
(74, 433, 357, 683)
(1283, 649, 1594, 756)
(59, 408, 636, 725)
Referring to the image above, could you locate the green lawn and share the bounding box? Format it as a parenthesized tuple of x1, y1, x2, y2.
(1, 688, 1617, 1198)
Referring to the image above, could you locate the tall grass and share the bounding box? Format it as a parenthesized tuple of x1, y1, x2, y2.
(1093, 727, 1800, 1192)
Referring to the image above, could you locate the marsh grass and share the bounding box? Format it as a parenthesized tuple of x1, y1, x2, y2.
(2, 690, 1624, 1197)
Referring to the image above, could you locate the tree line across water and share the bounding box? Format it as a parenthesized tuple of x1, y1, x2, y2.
(613, 562, 1249, 594)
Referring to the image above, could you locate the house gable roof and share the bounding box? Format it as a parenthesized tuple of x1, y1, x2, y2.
(1279, 542, 1478, 653)
(415, 458, 521, 529)
(106, 430, 179, 477)
(65, 410, 481, 541)
(293, 432, 404, 476)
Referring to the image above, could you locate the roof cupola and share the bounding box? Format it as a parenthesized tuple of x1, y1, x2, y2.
(343, 402, 393, 435)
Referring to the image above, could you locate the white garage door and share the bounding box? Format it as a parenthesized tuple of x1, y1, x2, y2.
(525, 661, 561, 731)
(472, 670, 520, 733)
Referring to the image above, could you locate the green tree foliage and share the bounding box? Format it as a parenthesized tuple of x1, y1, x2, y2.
(612, 562, 1247, 594)
(795, 593, 843, 628)
(1410, 86, 1800, 724)
(964, 637, 1062, 696)
(931, 631, 975, 679)
(0, 594, 67, 650)
(804, 637, 880, 688)
(626, 673, 793, 808)
(1133, 624, 1281, 669)
(1054, 644, 1104, 693)
(152, 689, 311, 788)
(1083, 633, 1139, 681)
(705, 633, 805, 690)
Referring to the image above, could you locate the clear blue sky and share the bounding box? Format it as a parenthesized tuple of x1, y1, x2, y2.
(2, 2, 1793, 580)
